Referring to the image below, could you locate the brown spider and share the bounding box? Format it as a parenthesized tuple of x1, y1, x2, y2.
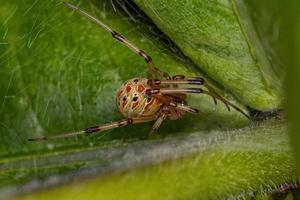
(29, 2, 249, 141)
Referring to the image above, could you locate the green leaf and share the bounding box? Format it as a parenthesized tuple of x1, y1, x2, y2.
(0, 0, 298, 199)
(133, 0, 282, 110)
(239, 0, 300, 170)
(4, 121, 299, 200)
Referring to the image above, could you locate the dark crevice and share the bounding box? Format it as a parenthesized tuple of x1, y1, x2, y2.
(248, 107, 283, 121)
(112, 0, 189, 63)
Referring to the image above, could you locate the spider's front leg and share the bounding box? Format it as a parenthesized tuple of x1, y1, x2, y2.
(64, 2, 171, 80)
(168, 75, 232, 108)
(28, 115, 157, 141)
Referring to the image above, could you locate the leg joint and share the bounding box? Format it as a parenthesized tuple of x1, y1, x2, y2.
(111, 31, 124, 42)
(147, 79, 161, 86)
(117, 119, 130, 127)
(84, 126, 100, 134)
(146, 89, 159, 95)
(139, 50, 152, 63)
(127, 118, 133, 124)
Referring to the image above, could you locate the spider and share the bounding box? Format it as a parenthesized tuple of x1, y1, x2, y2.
(29, 2, 249, 141)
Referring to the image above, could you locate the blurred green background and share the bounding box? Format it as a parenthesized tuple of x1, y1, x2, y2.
(0, 0, 299, 199)
(280, 0, 300, 169)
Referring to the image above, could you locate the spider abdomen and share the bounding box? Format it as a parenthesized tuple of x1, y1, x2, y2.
(116, 78, 162, 118)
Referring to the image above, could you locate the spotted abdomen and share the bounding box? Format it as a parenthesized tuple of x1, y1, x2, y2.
(116, 78, 162, 118)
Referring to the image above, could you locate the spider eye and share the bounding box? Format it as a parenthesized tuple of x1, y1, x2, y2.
(132, 96, 138, 102)
(123, 97, 127, 101)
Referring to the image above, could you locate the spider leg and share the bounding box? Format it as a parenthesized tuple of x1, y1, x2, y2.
(202, 86, 250, 119)
(199, 81, 250, 119)
(149, 94, 198, 114)
(147, 88, 203, 95)
(203, 89, 230, 110)
(202, 89, 250, 119)
(148, 77, 204, 86)
(168, 102, 199, 114)
(63, 2, 171, 79)
(202, 82, 237, 111)
(28, 115, 157, 141)
(150, 113, 167, 135)
(148, 86, 250, 119)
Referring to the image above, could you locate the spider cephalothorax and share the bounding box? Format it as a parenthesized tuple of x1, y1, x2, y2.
(29, 2, 249, 141)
